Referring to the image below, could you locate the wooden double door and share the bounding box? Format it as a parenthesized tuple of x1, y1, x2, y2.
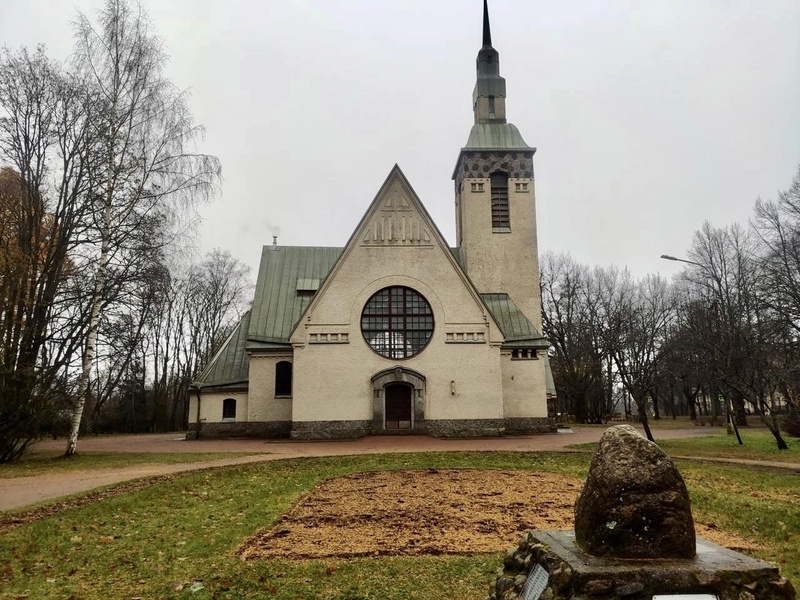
(385, 383, 412, 430)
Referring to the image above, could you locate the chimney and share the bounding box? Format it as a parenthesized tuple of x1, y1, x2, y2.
(272, 235, 278, 251)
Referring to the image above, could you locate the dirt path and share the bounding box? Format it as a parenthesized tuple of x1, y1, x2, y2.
(0, 427, 748, 512)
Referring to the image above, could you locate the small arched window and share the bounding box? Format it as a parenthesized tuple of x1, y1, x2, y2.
(275, 361, 292, 397)
(222, 398, 236, 422)
(490, 171, 509, 229)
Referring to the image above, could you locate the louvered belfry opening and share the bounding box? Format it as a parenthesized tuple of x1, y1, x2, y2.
(490, 171, 510, 228)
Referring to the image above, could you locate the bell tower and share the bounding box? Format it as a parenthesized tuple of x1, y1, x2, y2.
(453, 0, 541, 329)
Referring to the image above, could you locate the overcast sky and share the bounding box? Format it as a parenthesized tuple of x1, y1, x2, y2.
(3, 0, 799, 280)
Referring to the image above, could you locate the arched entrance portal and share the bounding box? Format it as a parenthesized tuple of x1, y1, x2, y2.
(371, 367, 426, 433)
(385, 384, 412, 429)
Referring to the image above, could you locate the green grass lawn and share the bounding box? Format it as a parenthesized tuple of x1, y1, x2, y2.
(568, 429, 800, 464)
(658, 429, 800, 463)
(0, 451, 260, 478)
(1, 451, 797, 599)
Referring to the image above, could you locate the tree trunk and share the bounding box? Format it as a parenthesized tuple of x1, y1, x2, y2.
(764, 413, 790, 450)
(652, 389, 661, 420)
(65, 203, 112, 457)
(731, 393, 748, 426)
(637, 401, 655, 442)
(629, 390, 655, 441)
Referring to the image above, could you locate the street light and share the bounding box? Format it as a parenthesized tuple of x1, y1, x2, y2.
(660, 254, 704, 267)
(659, 254, 744, 446)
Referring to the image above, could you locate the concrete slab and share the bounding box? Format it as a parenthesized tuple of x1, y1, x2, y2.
(536, 530, 777, 580)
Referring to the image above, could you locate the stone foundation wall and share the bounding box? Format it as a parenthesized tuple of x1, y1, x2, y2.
(186, 421, 290, 440)
(186, 418, 557, 440)
(427, 419, 505, 438)
(290, 420, 372, 440)
(504, 417, 556, 434)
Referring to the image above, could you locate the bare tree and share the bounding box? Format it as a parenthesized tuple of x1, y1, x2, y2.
(540, 252, 610, 423)
(598, 269, 674, 442)
(147, 249, 251, 432)
(687, 221, 789, 449)
(64, 0, 221, 456)
(753, 165, 800, 426)
(0, 47, 95, 462)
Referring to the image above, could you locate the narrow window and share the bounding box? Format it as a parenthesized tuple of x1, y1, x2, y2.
(488, 95, 496, 117)
(491, 172, 510, 229)
(275, 361, 292, 396)
(222, 398, 236, 421)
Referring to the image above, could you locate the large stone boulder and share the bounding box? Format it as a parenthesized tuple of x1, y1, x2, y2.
(574, 424, 696, 559)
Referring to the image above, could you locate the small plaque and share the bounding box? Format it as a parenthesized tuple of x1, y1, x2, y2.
(653, 596, 718, 599)
(519, 564, 549, 600)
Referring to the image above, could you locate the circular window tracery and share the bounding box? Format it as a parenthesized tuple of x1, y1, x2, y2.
(360, 286, 434, 359)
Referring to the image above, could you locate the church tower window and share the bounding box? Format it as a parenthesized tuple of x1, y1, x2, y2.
(361, 286, 434, 359)
(490, 171, 510, 229)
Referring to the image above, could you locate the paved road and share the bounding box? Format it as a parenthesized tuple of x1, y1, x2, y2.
(0, 427, 753, 512)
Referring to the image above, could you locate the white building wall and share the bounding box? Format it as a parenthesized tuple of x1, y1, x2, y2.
(247, 354, 293, 422)
(289, 174, 509, 426)
(188, 391, 249, 424)
(500, 352, 548, 418)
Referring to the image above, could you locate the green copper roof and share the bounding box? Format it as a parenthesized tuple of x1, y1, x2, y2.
(193, 310, 251, 389)
(481, 293, 549, 349)
(248, 246, 343, 345)
(463, 123, 533, 151)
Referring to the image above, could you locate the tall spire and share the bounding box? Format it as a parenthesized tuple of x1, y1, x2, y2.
(473, 0, 506, 123)
(482, 0, 492, 47)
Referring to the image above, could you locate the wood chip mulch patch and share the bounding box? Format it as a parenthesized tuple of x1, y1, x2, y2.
(238, 468, 762, 561)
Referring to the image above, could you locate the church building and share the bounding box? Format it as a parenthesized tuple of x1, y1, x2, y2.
(188, 1, 556, 439)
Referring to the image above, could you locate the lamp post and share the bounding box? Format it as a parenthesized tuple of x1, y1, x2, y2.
(659, 254, 704, 267)
(660, 253, 744, 445)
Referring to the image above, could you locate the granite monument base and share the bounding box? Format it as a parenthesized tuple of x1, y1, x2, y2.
(488, 530, 795, 600)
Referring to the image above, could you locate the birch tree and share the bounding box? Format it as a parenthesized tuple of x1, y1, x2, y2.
(65, 0, 221, 456)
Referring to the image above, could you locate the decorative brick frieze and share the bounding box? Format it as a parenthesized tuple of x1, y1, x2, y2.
(309, 332, 349, 344)
(445, 331, 486, 343)
(455, 151, 534, 189)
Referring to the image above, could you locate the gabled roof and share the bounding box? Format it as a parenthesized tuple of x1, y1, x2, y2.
(248, 246, 343, 345)
(481, 293, 549, 349)
(193, 310, 252, 389)
(288, 165, 499, 343)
